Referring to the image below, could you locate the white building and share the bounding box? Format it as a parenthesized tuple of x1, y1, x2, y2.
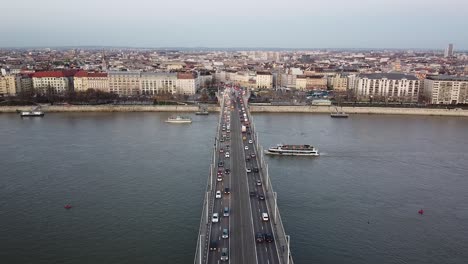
(140, 73, 178, 95)
(108, 71, 141, 96)
(32, 71, 70, 94)
(423, 75, 468, 104)
(354, 73, 421, 102)
(256, 71, 273, 89)
(0, 75, 16, 96)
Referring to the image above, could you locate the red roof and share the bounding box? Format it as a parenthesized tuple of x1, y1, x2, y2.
(177, 72, 195, 79)
(74, 71, 108, 78)
(74, 70, 88, 77)
(33, 71, 65, 78)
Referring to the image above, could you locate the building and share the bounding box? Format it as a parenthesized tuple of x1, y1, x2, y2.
(176, 72, 198, 95)
(108, 71, 141, 96)
(74, 71, 108, 92)
(32, 71, 70, 94)
(444, 44, 454, 58)
(0, 75, 16, 96)
(295, 75, 307, 90)
(328, 74, 348, 91)
(423, 75, 468, 104)
(305, 75, 327, 90)
(15, 73, 34, 94)
(256, 71, 273, 89)
(140, 72, 178, 95)
(354, 73, 421, 102)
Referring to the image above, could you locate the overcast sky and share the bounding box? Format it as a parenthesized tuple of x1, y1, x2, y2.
(1, 0, 467, 49)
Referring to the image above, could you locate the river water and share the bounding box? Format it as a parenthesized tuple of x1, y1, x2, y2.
(1, 113, 467, 264)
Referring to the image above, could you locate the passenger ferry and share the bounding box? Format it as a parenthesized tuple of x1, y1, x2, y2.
(20, 106, 45, 117)
(265, 144, 319, 156)
(165, 116, 192, 124)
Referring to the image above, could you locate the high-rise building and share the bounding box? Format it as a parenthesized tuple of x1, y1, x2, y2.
(423, 75, 468, 104)
(444, 43, 454, 57)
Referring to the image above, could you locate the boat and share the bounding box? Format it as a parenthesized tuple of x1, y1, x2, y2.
(195, 105, 209, 115)
(330, 106, 349, 118)
(265, 144, 319, 156)
(165, 115, 192, 124)
(21, 106, 45, 117)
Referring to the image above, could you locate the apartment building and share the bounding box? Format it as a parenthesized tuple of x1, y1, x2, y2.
(256, 71, 273, 89)
(295, 75, 307, 90)
(74, 71, 108, 92)
(15, 73, 34, 94)
(328, 74, 348, 91)
(354, 73, 420, 102)
(305, 75, 327, 90)
(176, 72, 198, 94)
(32, 71, 70, 94)
(0, 75, 16, 96)
(108, 71, 141, 96)
(140, 73, 178, 95)
(423, 75, 468, 104)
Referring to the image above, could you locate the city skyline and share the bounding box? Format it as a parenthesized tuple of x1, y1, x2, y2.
(1, 0, 468, 49)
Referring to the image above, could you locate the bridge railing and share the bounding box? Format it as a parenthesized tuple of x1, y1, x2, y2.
(243, 93, 294, 264)
(194, 94, 225, 264)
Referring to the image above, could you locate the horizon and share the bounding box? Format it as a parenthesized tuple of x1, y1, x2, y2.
(1, 0, 467, 50)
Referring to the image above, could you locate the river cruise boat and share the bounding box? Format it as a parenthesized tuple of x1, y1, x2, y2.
(265, 144, 319, 156)
(165, 116, 192, 124)
(20, 106, 44, 117)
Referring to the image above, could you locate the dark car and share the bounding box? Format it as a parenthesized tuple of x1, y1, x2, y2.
(255, 232, 264, 243)
(258, 194, 265, 200)
(245, 157, 251, 162)
(218, 161, 224, 167)
(224, 187, 230, 194)
(253, 167, 259, 173)
(265, 233, 274, 243)
(249, 191, 257, 197)
(210, 240, 218, 251)
(224, 169, 231, 174)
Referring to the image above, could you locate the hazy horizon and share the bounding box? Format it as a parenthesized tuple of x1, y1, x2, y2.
(1, 0, 467, 50)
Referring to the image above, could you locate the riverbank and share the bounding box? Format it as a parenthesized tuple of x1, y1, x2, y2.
(249, 105, 468, 117)
(1, 105, 468, 116)
(0, 105, 220, 113)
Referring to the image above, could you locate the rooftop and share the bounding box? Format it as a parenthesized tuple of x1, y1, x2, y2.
(359, 73, 419, 80)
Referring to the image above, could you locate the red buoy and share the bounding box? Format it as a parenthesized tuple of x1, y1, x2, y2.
(64, 204, 72, 209)
(418, 209, 424, 215)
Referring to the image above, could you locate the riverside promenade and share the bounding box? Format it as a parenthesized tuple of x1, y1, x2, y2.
(1, 105, 468, 116)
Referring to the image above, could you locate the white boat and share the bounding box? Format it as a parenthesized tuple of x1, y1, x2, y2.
(165, 116, 192, 124)
(265, 144, 319, 156)
(21, 106, 44, 117)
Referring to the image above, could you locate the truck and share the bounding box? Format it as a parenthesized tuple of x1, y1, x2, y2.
(241, 125, 247, 133)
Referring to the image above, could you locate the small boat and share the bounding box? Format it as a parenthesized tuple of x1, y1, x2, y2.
(418, 209, 424, 215)
(265, 144, 319, 156)
(21, 106, 44, 117)
(195, 105, 209, 115)
(330, 106, 348, 118)
(165, 116, 192, 124)
(64, 204, 72, 209)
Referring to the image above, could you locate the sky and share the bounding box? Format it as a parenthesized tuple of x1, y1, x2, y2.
(1, 0, 467, 49)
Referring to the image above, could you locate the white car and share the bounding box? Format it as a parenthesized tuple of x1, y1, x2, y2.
(262, 212, 269, 221)
(246, 168, 252, 173)
(244, 146, 249, 150)
(212, 213, 219, 223)
(216, 191, 222, 199)
(225, 152, 230, 158)
(217, 176, 223, 182)
(249, 139, 253, 144)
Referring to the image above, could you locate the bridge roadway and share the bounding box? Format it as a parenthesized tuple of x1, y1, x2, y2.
(204, 89, 281, 264)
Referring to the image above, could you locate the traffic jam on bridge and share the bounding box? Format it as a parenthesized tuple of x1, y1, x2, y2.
(207, 86, 280, 263)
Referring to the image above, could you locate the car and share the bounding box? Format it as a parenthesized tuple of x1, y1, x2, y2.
(220, 248, 229, 261)
(217, 169, 223, 176)
(244, 146, 249, 150)
(255, 232, 264, 243)
(262, 212, 269, 221)
(216, 191, 222, 199)
(217, 175, 223, 182)
(245, 157, 250, 162)
(256, 180, 262, 186)
(224, 187, 230, 194)
(258, 194, 265, 200)
(222, 228, 229, 239)
(212, 213, 219, 223)
(265, 233, 274, 243)
(246, 168, 252, 173)
(210, 240, 218, 250)
(222, 127, 226, 131)
(226, 136, 230, 140)
(224, 169, 230, 174)
(220, 138, 225, 142)
(220, 148, 224, 153)
(249, 139, 253, 144)
(227, 130, 230, 133)
(253, 167, 259, 173)
(251, 153, 256, 158)
(249, 191, 257, 197)
(223, 207, 229, 217)
(225, 152, 230, 158)
(218, 162, 224, 167)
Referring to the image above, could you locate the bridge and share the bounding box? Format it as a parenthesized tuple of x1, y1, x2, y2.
(195, 88, 293, 264)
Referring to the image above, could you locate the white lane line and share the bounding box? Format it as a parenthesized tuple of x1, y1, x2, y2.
(266, 247, 268, 252)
